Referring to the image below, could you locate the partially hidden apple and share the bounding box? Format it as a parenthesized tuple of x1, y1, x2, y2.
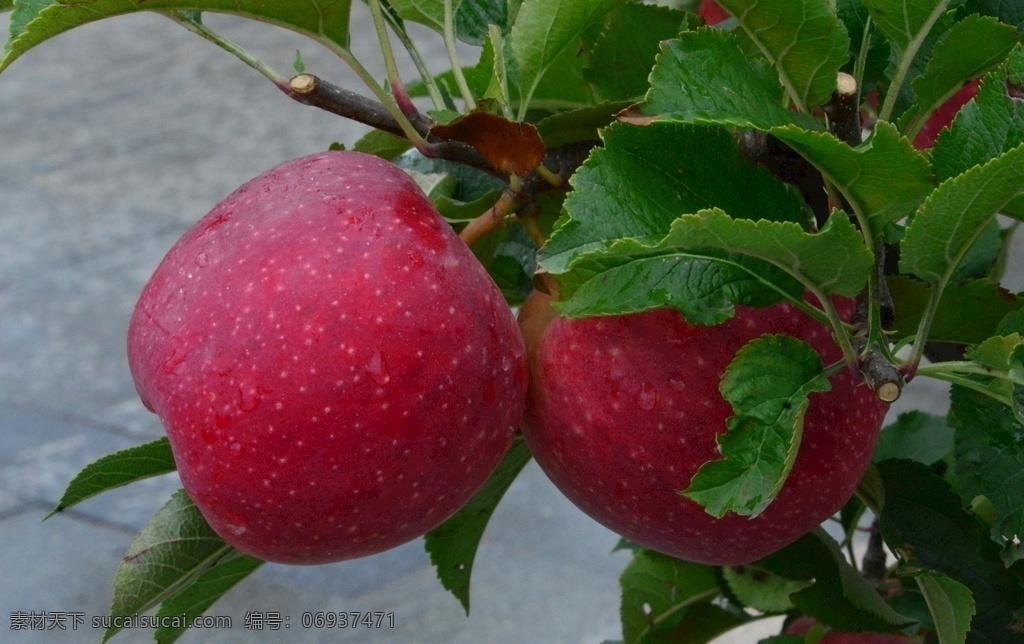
(520, 291, 887, 566)
(913, 79, 980, 149)
(700, 0, 731, 26)
(128, 151, 527, 564)
(787, 616, 911, 642)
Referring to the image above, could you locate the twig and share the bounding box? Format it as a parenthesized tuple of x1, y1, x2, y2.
(860, 345, 904, 403)
(824, 72, 862, 147)
(288, 73, 423, 137)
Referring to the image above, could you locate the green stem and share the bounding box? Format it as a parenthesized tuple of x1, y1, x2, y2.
(878, 4, 948, 123)
(444, 0, 477, 110)
(904, 285, 942, 372)
(381, 9, 445, 111)
(917, 369, 1013, 407)
(853, 18, 873, 105)
(164, 12, 289, 90)
(917, 361, 1014, 382)
(814, 288, 860, 368)
(368, 0, 409, 108)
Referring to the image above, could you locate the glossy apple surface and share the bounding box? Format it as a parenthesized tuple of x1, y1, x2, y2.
(521, 292, 887, 565)
(129, 151, 527, 564)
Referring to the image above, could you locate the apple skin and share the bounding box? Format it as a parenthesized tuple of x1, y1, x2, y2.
(128, 151, 527, 564)
(913, 79, 980, 149)
(520, 291, 887, 566)
(700, 0, 731, 25)
(787, 616, 911, 642)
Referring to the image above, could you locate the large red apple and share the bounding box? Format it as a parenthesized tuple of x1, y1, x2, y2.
(128, 151, 527, 564)
(520, 291, 887, 566)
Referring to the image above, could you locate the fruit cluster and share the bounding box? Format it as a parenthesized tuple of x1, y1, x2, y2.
(129, 149, 887, 567)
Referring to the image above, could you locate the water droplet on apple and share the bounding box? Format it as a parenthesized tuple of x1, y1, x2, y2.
(230, 442, 242, 457)
(195, 251, 210, 267)
(637, 383, 657, 411)
(668, 375, 687, 391)
(223, 511, 248, 535)
(366, 348, 391, 385)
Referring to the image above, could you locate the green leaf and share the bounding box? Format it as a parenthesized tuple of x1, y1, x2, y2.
(899, 142, 1024, 286)
(642, 29, 820, 131)
(0, 1, 13, 14)
(758, 528, 915, 632)
(619, 549, 744, 644)
(963, 0, 1024, 32)
(552, 250, 801, 324)
(932, 44, 1024, 188)
(584, 2, 692, 102)
(104, 490, 238, 642)
(650, 209, 873, 298)
(153, 552, 264, 644)
(916, 572, 976, 644)
(387, 0, 505, 44)
(861, 0, 952, 52)
(886, 276, 1022, 345)
(715, 0, 851, 110)
(510, 0, 623, 116)
(534, 102, 632, 148)
(872, 411, 955, 464)
(683, 335, 831, 518)
(877, 459, 1024, 641)
(949, 385, 1024, 551)
(46, 438, 177, 519)
(424, 436, 532, 614)
(898, 14, 1018, 141)
(544, 122, 813, 274)
(772, 121, 935, 237)
(352, 129, 413, 160)
(455, 0, 509, 46)
(721, 564, 812, 613)
(3, 0, 354, 71)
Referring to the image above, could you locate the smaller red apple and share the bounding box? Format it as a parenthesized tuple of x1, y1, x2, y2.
(700, 0, 731, 25)
(520, 291, 888, 566)
(913, 79, 980, 150)
(787, 616, 912, 643)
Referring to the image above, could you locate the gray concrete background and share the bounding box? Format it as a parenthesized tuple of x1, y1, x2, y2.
(0, 7, 999, 644)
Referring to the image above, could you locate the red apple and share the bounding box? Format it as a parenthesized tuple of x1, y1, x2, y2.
(520, 291, 887, 566)
(128, 151, 527, 564)
(787, 616, 911, 642)
(913, 79, 980, 149)
(700, 0, 731, 25)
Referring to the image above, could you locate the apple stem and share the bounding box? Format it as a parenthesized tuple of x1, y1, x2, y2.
(163, 12, 291, 93)
(458, 190, 520, 247)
